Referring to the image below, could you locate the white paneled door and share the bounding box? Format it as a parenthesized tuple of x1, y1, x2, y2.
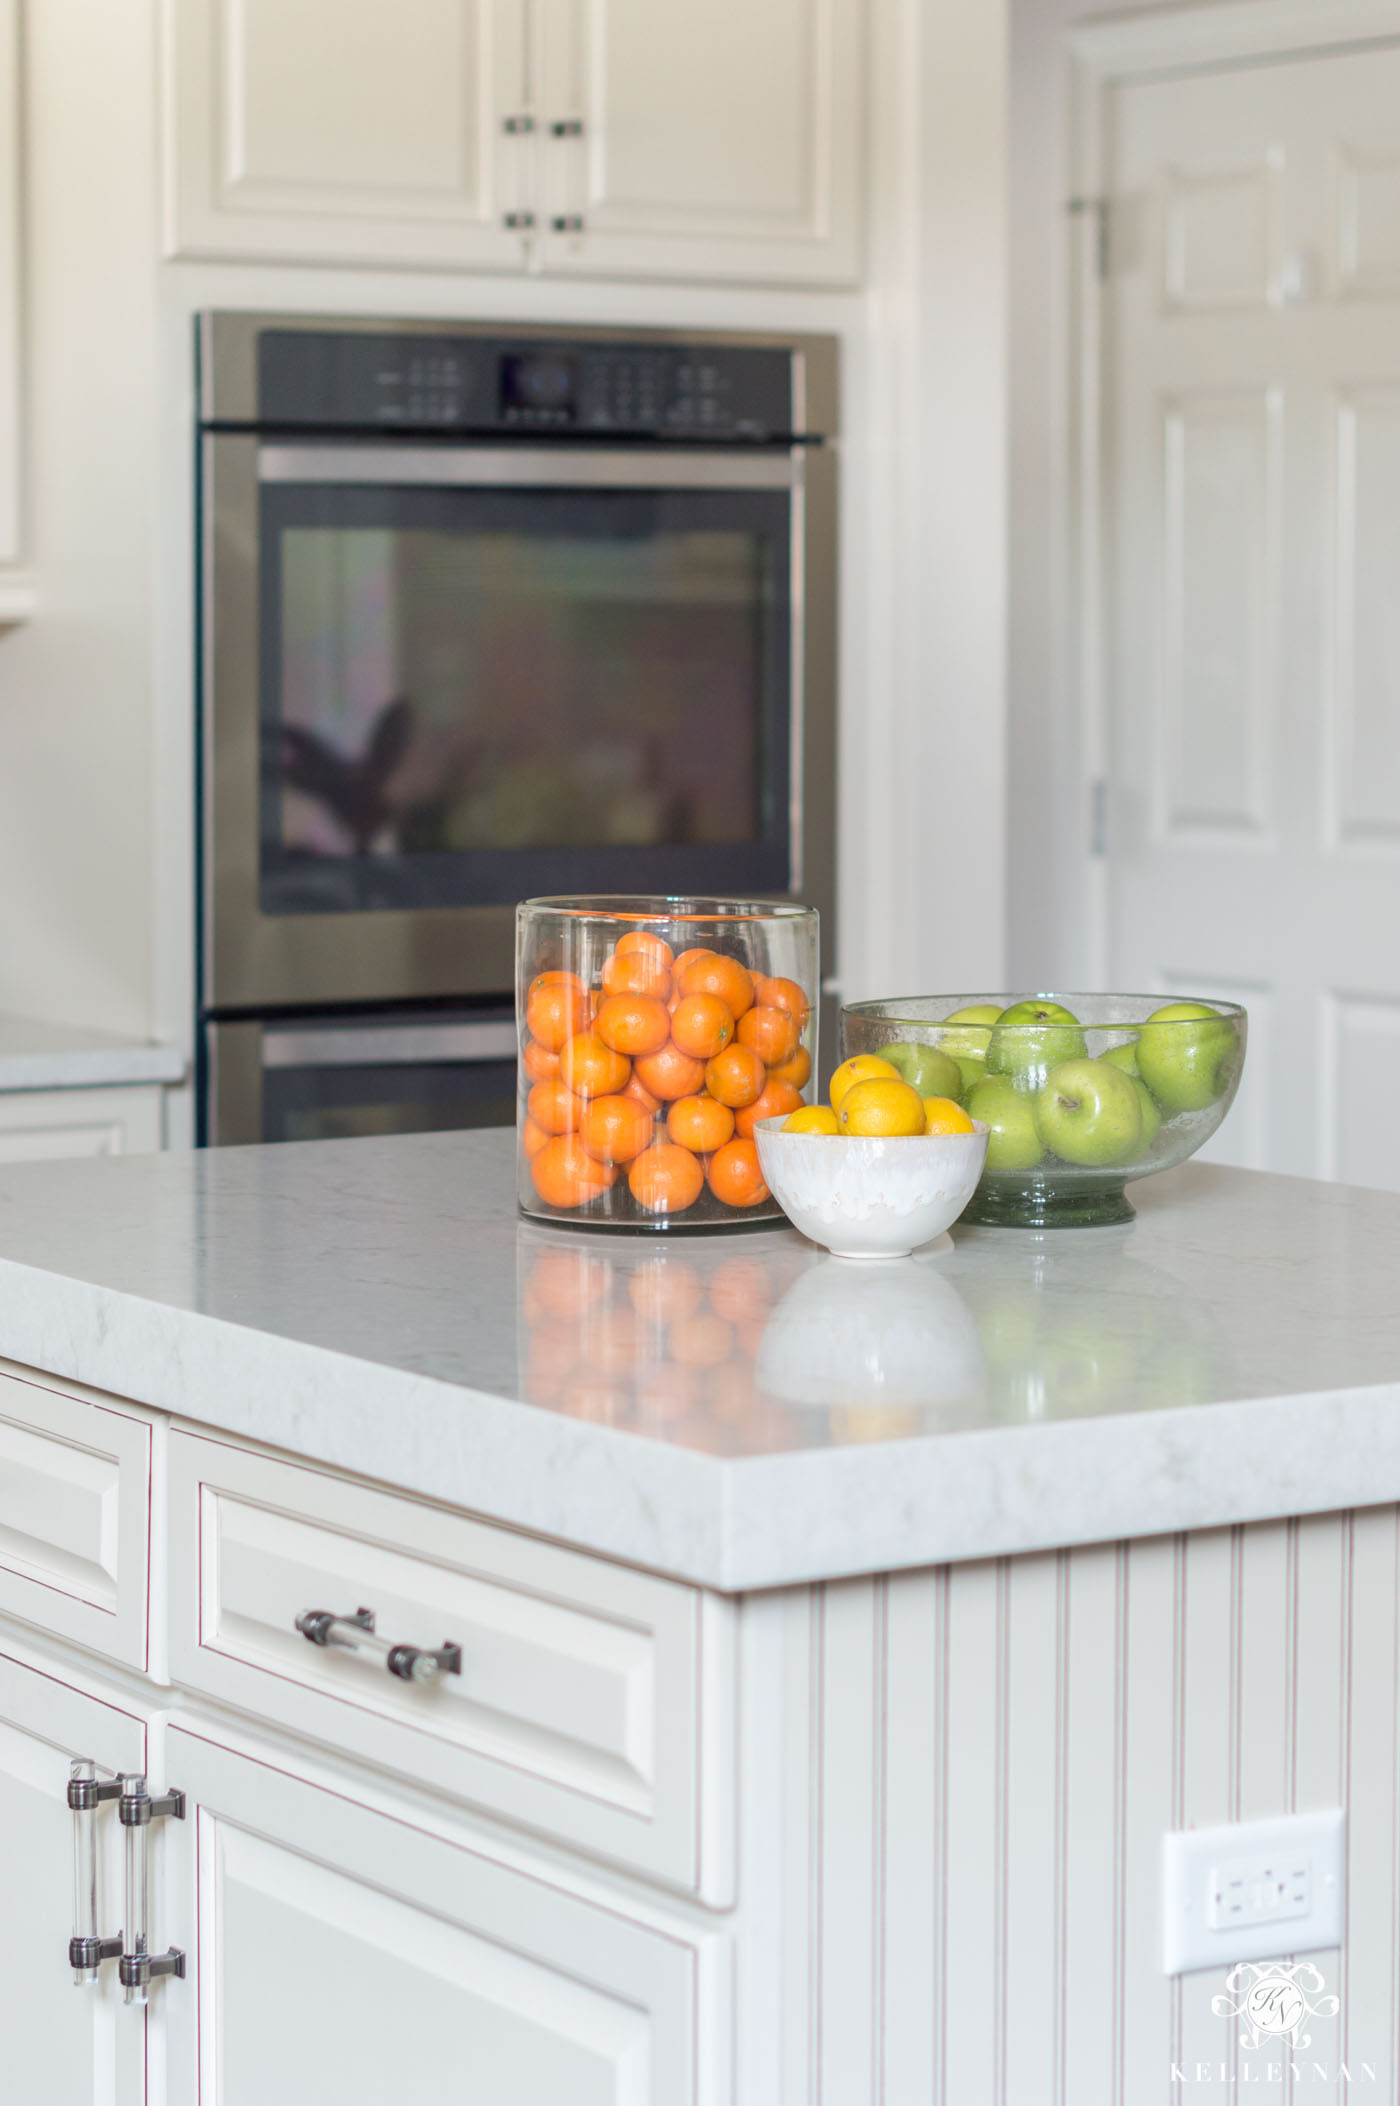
(1104, 38, 1400, 1186)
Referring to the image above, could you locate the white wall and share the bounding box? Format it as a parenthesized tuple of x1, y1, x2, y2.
(1007, 0, 1234, 991)
(0, 0, 1009, 1058)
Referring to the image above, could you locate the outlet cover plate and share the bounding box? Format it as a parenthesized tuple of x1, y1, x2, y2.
(1162, 1808, 1345, 1975)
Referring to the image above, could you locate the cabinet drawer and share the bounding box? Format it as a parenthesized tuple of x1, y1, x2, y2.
(168, 1433, 735, 1898)
(0, 1366, 151, 1668)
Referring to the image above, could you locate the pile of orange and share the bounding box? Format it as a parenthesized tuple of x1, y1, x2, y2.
(520, 932, 813, 1216)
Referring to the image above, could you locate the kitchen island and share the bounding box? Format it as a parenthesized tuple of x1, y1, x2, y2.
(0, 1129, 1397, 2101)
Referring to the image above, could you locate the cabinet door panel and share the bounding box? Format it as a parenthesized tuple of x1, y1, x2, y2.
(164, 0, 528, 269)
(165, 1725, 718, 2106)
(0, 1648, 147, 2106)
(538, 0, 863, 283)
(0, 1368, 152, 1669)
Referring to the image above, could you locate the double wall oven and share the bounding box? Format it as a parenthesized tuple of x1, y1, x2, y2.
(197, 313, 837, 1145)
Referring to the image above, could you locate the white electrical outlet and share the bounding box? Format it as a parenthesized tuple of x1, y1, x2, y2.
(1162, 1808, 1345, 1975)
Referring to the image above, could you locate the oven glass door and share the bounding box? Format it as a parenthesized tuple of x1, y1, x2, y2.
(257, 446, 797, 918)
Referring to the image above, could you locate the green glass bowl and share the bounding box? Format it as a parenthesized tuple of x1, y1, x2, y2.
(840, 993, 1247, 1229)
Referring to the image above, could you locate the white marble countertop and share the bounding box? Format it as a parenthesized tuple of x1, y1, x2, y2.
(0, 1014, 186, 1092)
(0, 1129, 1396, 1590)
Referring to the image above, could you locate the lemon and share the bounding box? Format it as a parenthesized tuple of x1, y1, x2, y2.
(838, 1077, 927, 1137)
(828, 1053, 901, 1112)
(921, 1095, 975, 1136)
(783, 1104, 840, 1134)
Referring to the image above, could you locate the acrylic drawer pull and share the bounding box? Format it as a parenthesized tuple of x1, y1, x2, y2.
(295, 1606, 462, 1685)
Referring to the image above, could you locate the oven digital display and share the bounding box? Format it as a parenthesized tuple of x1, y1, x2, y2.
(259, 485, 789, 914)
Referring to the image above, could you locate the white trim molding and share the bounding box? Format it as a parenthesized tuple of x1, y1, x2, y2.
(1070, 0, 1400, 76)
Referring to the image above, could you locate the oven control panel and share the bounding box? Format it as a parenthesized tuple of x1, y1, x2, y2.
(255, 331, 799, 441)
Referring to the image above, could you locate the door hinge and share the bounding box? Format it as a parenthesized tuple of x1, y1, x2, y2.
(1090, 777, 1109, 858)
(1067, 196, 1109, 283)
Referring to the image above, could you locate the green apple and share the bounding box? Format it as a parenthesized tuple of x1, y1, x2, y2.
(1101, 1039, 1140, 1078)
(967, 1074, 1045, 1172)
(1034, 1057, 1142, 1167)
(1131, 1075, 1161, 1153)
(987, 999, 1087, 1085)
(879, 1040, 964, 1103)
(937, 1004, 1003, 1061)
(953, 1053, 988, 1099)
(1135, 1002, 1237, 1114)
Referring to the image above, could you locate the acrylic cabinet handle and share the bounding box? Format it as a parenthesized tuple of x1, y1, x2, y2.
(295, 1606, 462, 1685)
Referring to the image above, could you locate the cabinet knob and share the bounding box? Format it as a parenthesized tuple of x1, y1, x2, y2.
(295, 1606, 463, 1685)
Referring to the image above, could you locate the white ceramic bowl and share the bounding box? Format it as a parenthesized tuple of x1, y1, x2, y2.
(753, 1116, 989, 1260)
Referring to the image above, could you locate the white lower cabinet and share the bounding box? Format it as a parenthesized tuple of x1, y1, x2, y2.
(0, 1646, 148, 2106)
(0, 1084, 164, 1164)
(164, 1724, 720, 2106)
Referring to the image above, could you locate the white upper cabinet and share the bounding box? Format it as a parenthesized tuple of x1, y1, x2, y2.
(164, 0, 529, 270)
(164, 0, 864, 285)
(536, 0, 864, 283)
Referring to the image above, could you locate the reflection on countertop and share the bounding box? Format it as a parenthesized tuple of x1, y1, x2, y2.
(516, 1220, 1230, 1455)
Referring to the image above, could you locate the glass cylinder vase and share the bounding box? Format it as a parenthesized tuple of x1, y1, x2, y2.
(517, 896, 819, 1231)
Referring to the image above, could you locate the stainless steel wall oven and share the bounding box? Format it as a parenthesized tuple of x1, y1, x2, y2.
(196, 313, 837, 1145)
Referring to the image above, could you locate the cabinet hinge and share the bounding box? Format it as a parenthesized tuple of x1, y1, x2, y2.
(1067, 195, 1110, 283)
(1090, 777, 1109, 858)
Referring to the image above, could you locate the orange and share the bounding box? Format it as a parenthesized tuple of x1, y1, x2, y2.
(558, 1032, 631, 1099)
(753, 974, 810, 1023)
(667, 1312, 735, 1368)
(707, 1136, 770, 1208)
(634, 1041, 707, 1102)
(679, 951, 755, 1019)
(736, 1004, 800, 1066)
(770, 1045, 812, 1091)
(525, 970, 588, 1051)
(671, 947, 715, 982)
(531, 1133, 617, 1209)
(595, 993, 672, 1058)
(614, 931, 674, 970)
(782, 1103, 839, 1135)
(734, 1077, 803, 1140)
(671, 993, 736, 1060)
(828, 1053, 901, 1112)
(601, 948, 672, 1001)
(527, 1077, 582, 1135)
(838, 1077, 927, 1137)
(521, 1115, 551, 1160)
(921, 1095, 976, 1136)
(622, 1070, 663, 1116)
(704, 1043, 767, 1110)
(521, 1038, 560, 1084)
(628, 1142, 705, 1214)
(581, 1092, 656, 1165)
(667, 1093, 735, 1154)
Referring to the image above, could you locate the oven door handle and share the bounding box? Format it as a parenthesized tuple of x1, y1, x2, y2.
(261, 1021, 520, 1070)
(256, 443, 802, 492)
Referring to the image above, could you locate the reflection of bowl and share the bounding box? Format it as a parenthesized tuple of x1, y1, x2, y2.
(841, 994, 1247, 1230)
(756, 1254, 986, 1408)
(752, 1116, 988, 1259)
